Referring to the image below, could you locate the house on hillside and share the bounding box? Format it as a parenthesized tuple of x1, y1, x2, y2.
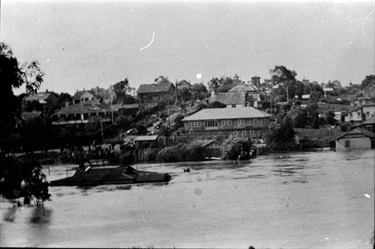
(209, 91, 257, 108)
(355, 97, 374, 106)
(182, 107, 271, 139)
(51, 100, 115, 125)
(344, 103, 375, 125)
(353, 116, 375, 132)
(335, 127, 375, 151)
(177, 80, 192, 89)
(73, 90, 98, 104)
(23, 91, 58, 107)
(137, 82, 175, 104)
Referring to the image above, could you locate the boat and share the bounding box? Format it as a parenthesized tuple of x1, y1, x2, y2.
(49, 164, 172, 187)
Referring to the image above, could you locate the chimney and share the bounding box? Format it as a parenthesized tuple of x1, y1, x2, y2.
(46, 89, 49, 93)
(65, 101, 69, 108)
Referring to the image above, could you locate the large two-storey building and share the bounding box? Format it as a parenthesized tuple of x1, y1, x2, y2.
(182, 107, 271, 139)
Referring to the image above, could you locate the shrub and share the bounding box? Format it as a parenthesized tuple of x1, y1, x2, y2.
(221, 136, 251, 160)
(0, 156, 51, 206)
(156, 142, 205, 162)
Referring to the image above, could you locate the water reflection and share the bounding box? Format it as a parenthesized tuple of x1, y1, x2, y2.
(29, 206, 53, 247)
(3, 205, 17, 222)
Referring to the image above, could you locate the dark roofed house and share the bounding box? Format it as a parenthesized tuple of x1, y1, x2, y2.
(137, 82, 175, 103)
(23, 91, 58, 107)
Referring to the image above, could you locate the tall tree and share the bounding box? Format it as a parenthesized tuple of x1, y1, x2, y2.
(0, 42, 44, 139)
(0, 43, 50, 207)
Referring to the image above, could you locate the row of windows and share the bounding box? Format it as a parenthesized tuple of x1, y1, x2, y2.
(231, 130, 263, 137)
(187, 119, 264, 127)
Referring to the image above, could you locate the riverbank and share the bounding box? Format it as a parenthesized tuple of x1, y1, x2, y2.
(11, 145, 337, 167)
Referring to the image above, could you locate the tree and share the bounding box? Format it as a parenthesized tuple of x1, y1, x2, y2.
(0, 42, 44, 139)
(0, 156, 51, 206)
(221, 136, 252, 160)
(112, 78, 135, 104)
(208, 75, 242, 93)
(269, 66, 299, 102)
(191, 83, 208, 101)
(177, 87, 192, 102)
(207, 101, 226, 108)
(264, 112, 295, 151)
(287, 106, 308, 128)
(360, 75, 375, 90)
(57, 92, 72, 108)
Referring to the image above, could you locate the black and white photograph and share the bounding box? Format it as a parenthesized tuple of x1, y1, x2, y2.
(0, 0, 374, 248)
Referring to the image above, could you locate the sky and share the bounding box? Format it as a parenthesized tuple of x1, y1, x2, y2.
(1, 1, 374, 95)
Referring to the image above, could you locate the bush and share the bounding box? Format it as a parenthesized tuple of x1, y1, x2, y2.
(0, 156, 51, 206)
(156, 142, 205, 162)
(221, 136, 252, 160)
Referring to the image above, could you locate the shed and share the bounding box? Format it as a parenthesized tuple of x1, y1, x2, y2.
(197, 140, 221, 158)
(335, 127, 375, 151)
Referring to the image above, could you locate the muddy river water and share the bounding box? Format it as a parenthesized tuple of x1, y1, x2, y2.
(1, 149, 374, 248)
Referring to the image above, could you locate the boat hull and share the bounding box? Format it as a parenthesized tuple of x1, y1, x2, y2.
(49, 165, 172, 187)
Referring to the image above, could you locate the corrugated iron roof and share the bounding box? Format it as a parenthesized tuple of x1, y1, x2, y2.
(24, 92, 55, 102)
(54, 102, 111, 115)
(182, 107, 271, 121)
(137, 82, 174, 94)
(21, 111, 42, 121)
(336, 127, 375, 140)
(229, 84, 257, 92)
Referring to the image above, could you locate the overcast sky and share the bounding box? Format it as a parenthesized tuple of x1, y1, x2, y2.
(1, 1, 374, 95)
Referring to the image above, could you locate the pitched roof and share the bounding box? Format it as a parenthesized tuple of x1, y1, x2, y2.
(362, 116, 375, 125)
(210, 92, 245, 105)
(24, 92, 55, 102)
(21, 111, 42, 121)
(182, 107, 271, 121)
(73, 90, 96, 100)
(137, 82, 174, 94)
(350, 103, 375, 112)
(134, 135, 159, 142)
(54, 101, 111, 115)
(336, 127, 375, 140)
(229, 84, 257, 92)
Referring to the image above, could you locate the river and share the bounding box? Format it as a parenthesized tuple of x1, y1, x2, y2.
(1, 149, 374, 248)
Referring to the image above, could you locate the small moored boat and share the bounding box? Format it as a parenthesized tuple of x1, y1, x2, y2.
(49, 164, 172, 187)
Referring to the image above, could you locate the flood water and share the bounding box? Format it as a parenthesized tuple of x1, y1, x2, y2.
(1, 150, 374, 248)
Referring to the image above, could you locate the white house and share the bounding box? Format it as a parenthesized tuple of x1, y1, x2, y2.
(344, 104, 375, 124)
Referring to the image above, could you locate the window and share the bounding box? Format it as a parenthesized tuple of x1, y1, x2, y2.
(204, 120, 217, 127)
(232, 131, 238, 136)
(238, 119, 245, 126)
(254, 119, 258, 124)
(221, 120, 232, 126)
(242, 131, 247, 137)
(232, 104, 236, 108)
